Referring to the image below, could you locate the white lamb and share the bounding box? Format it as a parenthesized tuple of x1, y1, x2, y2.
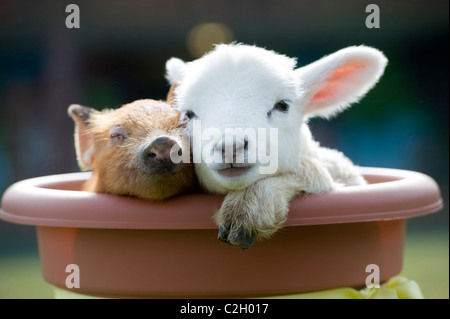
(166, 43, 387, 249)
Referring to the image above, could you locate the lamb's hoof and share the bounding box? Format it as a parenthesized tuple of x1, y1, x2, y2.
(218, 223, 257, 250)
(217, 223, 230, 242)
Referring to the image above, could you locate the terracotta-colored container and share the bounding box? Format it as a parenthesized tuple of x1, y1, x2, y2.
(0, 167, 443, 298)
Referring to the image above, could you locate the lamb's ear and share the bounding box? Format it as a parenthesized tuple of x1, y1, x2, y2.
(68, 104, 95, 171)
(166, 81, 180, 104)
(165, 57, 187, 85)
(295, 46, 387, 119)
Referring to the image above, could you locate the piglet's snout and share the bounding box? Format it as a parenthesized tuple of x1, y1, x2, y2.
(141, 136, 181, 173)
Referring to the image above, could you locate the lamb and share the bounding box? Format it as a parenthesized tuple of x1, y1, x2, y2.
(68, 99, 197, 200)
(165, 43, 387, 249)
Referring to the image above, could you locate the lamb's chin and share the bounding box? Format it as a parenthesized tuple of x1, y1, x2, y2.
(209, 165, 261, 191)
(195, 164, 261, 194)
(217, 166, 251, 177)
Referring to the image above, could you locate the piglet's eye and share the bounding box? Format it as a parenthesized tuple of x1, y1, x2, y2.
(110, 133, 125, 141)
(185, 110, 197, 120)
(109, 126, 127, 142)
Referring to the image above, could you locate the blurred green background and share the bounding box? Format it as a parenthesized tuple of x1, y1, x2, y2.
(0, 0, 448, 298)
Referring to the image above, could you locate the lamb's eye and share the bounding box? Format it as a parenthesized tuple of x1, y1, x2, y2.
(109, 126, 127, 142)
(273, 100, 289, 112)
(185, 110, 197, 120)
(267, 100, 290, 118)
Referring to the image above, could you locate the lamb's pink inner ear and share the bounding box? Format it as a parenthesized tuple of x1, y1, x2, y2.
(310, 63, 365, 108)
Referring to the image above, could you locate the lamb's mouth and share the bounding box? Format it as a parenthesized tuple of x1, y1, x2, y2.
(217, 165, 253, 177)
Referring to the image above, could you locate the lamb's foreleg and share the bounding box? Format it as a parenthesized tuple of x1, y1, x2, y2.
(215, 157, 336, 249)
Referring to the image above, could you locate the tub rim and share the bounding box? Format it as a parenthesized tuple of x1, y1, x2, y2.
(0, 167, 443, 230)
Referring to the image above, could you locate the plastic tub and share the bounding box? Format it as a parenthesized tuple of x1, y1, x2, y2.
(0, 167, 443, 298)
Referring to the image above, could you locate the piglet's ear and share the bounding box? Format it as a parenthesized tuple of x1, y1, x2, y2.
(166, 81, 180, 104)
(68, 104, 95, 171)
(165, 57, 187, 85)
(295, 46, 387, 119)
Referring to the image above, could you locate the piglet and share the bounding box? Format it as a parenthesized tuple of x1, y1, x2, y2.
(68, 99, 197, 200)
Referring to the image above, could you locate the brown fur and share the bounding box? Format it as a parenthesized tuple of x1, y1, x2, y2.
(68, 99, 198, 200)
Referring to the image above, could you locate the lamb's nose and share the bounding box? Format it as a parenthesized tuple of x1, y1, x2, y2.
(220, 138, 249, 163)
(141, 137, 180, 171)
